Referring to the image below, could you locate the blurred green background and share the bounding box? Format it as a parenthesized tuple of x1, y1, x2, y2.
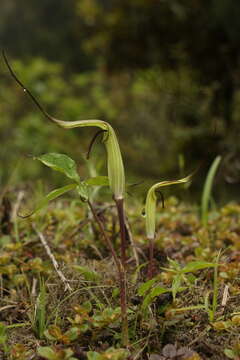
(1, 0, 240, 201)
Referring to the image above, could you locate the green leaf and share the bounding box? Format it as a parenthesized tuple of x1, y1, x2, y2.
(19, 184, 77, 218)
(142, 286, 169, 310)
(34, 153, 89, 202)
(64, 327, 80, 341)
(44, 325, 62, 341)
(85, 176, 109, 186)
(171, 274, 182, 300)
(104, 348, 129, 360)
(76, 182, 89, 202)
(87, 352, 101, 360)
(138, 278, 157, 296)
(0, 236, 11, 248)
(92, 307, 121, 328)
(0, 323, 7, 345)
(181, 261, 215, 273)
(168, 258, 181, 270)
(35, 280, 47, 339)
(37, 347, 56, 360)
(35, 153, 80, 183)
(37, 347, 76, 360)
(87, 348, 128, 360)
(112, 288, 120, 298)
(224, 349, 236, 359)
(81, 301, 92, 313)
(64, 349, 75, 358)
(186, 273, 197, 284)
(73, 265, 101, 282)
(74, 301, 92, 315)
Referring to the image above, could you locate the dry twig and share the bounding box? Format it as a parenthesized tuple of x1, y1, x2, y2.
(34, 227, 72, 292)
(221, 284, 229, 307)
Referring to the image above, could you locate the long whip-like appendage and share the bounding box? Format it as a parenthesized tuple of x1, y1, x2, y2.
(2, 50, 58, 124)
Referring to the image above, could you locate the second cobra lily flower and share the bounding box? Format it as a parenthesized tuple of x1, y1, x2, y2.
(145, 174, 193, 278)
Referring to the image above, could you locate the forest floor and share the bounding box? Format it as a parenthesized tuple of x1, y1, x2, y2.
(0, 192, 240, 360)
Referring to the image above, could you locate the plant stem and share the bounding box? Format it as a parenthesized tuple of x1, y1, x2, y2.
(212, 251, 220, 321)
(114, 197, 128, 347)
(87, 201, 120, 272)
(115, 198, 127, 268)
(148, 237, 154, 279)
(88, 200, 128, 346)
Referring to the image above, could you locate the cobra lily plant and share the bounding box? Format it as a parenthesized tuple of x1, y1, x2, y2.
(3, 51, 128, 346)
(145, 174, 193, 278)
(3, 50, 196, 347)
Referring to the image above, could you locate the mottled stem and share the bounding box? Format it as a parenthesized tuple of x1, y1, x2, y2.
(148, 237, 154, 279)
(115, 198, 127, 268)
(88, 200, 128, 346)
(114, 197, 128, 346)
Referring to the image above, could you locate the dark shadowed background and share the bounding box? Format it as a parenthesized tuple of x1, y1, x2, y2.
(1, 0, 240, 201)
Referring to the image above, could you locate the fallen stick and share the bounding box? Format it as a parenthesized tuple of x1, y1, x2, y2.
(34, 226, 72, 292)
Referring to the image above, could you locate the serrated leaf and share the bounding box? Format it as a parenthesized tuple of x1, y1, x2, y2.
(85, 176, 109, 186)
(138, 278, 157, 296)
(182, 261, 215, 273)
(19, 184, 77, 218)
(35, 153, 80, 183)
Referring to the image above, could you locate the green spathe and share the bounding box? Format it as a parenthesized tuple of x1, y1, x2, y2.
(145, 174, 192, 239)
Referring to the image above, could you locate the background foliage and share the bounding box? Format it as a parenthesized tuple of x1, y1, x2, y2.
(1, 0, 240, 200)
